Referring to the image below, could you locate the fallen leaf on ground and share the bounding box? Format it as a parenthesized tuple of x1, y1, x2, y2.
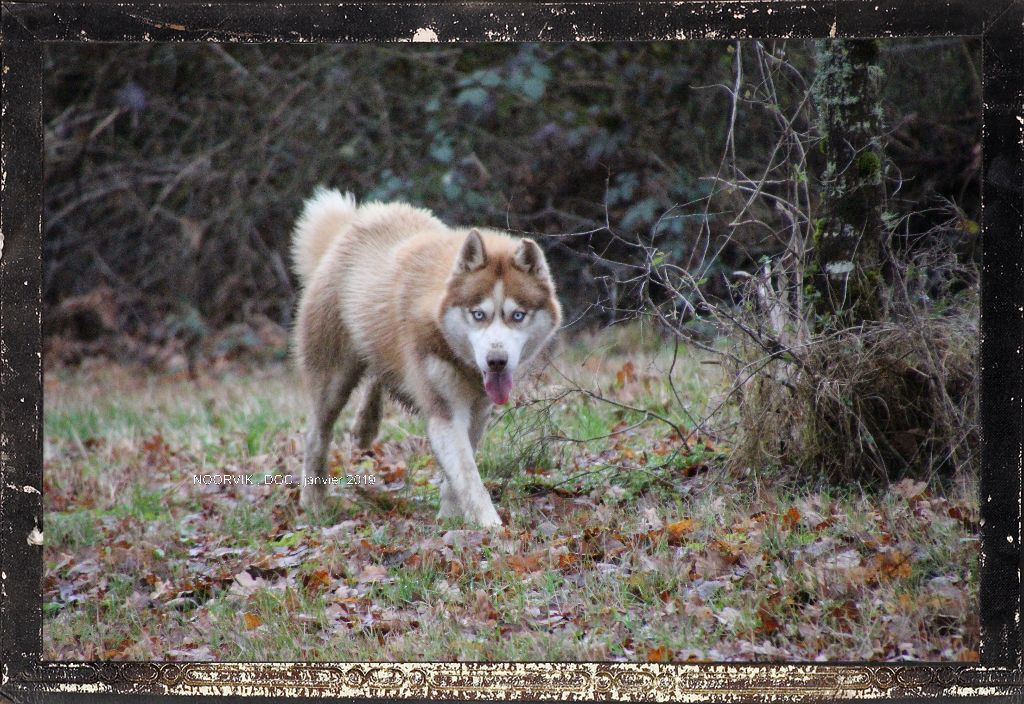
(507, 553, 544, 574)
(229, 570, 267, 597)
(646, 645, 673, 662)
(447, 559, 464, 579)
(715, 606, 742, 628)
(357, 564, 390, 584)
(666, 518, 696, 543)
(302, 569, 331, 593)
(893, 478, 928, 502)
(755, 604, 780, 635)
(870, 549, 912, 581)
(782, 507, 801, 530)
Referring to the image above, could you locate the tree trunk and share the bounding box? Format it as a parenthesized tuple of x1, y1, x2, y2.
(811, 39, 888, 326)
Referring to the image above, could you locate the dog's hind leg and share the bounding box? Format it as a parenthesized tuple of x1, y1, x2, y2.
(351, 378, 384, 451)
(301, 362, 363, 514)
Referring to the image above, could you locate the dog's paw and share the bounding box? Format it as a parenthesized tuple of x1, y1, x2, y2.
(469, 505, 503, 529)
(437, 495, 460, 520)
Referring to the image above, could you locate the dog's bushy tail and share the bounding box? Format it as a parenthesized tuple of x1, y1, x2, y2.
(291, 187, 358, 284)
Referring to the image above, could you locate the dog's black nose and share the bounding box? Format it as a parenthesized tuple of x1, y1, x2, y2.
(486, 351, 508, 372)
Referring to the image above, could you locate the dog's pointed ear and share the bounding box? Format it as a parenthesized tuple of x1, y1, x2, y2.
(513, 238, 551, 281)
(456, 229, 487, 273)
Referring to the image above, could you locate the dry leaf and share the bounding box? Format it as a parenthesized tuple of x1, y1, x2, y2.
(615, 360, 637, 386)
(646, 645, 673, 662)
(230, 570, 266, 597)
(357, 564, 390, 584)
(781, 507, 801, 530)
(166, 646, 214, 660)
(871, 550, 912, 580)
(507, 553, 544, 574)
(829, 599, 860, 631)
(715, 606, 742, 628)
(893, 478, 928, 502)
(666, 518, 696, 543)
(824, 550, 861, 571)
(755, 604, 780, 635)
(471, 588, 500, 621)
(557, 553, 579, 571)
(447, 558, 465, 579)
(380, 463, 406, 484)
(302, 569, 331, 593)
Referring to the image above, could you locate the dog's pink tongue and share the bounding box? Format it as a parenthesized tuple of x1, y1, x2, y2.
(484, 371, 514, 405)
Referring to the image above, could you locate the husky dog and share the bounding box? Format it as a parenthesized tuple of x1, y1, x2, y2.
(291, 189, 562, 527)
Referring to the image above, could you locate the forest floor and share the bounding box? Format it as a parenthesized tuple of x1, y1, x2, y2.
(43, 326, 979, 661)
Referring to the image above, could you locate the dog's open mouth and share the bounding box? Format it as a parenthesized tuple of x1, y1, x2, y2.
(483, 371, 514, 405)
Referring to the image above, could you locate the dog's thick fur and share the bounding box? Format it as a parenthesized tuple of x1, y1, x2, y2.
(291, 188, 561, 526)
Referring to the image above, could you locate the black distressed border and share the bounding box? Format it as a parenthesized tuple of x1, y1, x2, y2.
(980, 0, 1024, 676)
(1, 32, 44, 691)
(1, 1, 1022, 701)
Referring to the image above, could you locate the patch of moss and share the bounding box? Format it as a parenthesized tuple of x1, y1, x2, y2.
(856, 150, 882, 180)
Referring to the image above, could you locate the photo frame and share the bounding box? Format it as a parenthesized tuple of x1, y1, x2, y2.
(1, 0, 1022, 700)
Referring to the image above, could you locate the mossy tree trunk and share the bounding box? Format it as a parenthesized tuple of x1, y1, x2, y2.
(811, 39, 888, 326)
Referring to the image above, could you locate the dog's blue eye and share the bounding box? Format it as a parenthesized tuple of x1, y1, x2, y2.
(471, 310, 486, 321)
(511, 311, 526, 322)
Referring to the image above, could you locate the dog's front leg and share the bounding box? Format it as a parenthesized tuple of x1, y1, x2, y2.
(427, 414, 502, 528)
(437, 477, 460, 518)
(468, 397, 492, 453)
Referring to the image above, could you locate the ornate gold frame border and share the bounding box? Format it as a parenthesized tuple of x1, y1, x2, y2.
(9, 661, 1024, 699)
(2, 1, 1022, 701)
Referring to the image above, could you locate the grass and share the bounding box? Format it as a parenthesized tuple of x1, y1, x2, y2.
(42, 327, 980, 661)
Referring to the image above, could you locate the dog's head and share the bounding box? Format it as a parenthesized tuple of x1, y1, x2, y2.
(440, 229, 562, 405)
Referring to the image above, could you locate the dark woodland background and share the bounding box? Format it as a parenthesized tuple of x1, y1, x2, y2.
(44, 40, 980, 350)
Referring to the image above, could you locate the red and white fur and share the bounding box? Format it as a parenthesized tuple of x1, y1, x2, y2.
(291, 189, 561, 527)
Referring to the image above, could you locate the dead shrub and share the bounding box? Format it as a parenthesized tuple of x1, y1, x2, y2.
(730, 280, 978, 483)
